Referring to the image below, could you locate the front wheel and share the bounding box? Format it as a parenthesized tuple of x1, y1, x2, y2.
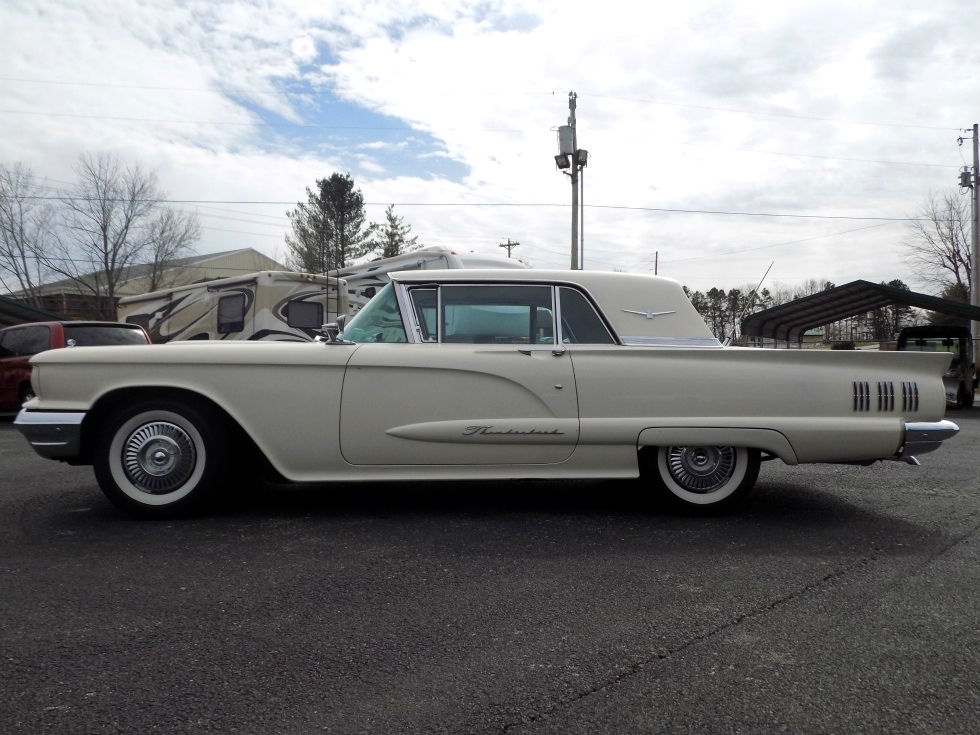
(93, 400, 229, 519)
(645, 445, 761, 514)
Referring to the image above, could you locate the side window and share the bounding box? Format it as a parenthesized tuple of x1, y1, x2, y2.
(217, 293, 246, 334)
(340, 282, 407, 343)
(1, 326, 51, 356)
(287, 300, 323, 329)
(439, 285, 553, 344)
(559, 288, 616, 344)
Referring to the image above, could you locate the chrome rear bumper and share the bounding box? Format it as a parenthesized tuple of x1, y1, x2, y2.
(898, 419, 959, 463)
(14, 410, 86, 459)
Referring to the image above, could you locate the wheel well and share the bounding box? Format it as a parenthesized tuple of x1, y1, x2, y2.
(637, 445, 657, 476)
(79, 387, 265, 469)
(637, 444, 772, 475)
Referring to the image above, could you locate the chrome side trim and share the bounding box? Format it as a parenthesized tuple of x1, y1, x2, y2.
(14, 410, 86, 459)
(853, 381, 870, 412)
(897, 419, 959, 459)
(621, 336, 723, 348)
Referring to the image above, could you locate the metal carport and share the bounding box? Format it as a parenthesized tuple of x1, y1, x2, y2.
(0, 294, 71, 329)
(740, 280, 980, 345)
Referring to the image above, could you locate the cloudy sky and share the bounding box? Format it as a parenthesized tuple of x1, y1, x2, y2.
(2, 0, 979, 294)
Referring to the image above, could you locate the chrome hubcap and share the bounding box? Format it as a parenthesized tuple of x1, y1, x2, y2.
(123, 421, 196, 494)
(666, 446, 735, 494)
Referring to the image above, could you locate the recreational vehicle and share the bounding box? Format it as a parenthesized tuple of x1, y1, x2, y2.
(334, 246, 529, 312)
(116, 271, 347, 343)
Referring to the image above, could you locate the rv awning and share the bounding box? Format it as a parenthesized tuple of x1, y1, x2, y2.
(741, 280, 980, 343)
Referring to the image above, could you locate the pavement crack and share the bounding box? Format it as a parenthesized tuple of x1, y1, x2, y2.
(496, 552, 883, 735)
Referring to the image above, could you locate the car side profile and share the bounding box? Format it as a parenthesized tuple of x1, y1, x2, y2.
(0, 321, 150, 413)
(14, 270, 958, 518)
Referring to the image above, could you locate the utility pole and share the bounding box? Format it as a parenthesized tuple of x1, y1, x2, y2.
(569, 93, 579, 270)
(962, 124, 980, 374)
(498, 238, 520, 258)
(553, 92, 588, 270)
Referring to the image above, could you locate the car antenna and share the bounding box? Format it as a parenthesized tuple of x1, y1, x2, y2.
(725, 261, 774, 347)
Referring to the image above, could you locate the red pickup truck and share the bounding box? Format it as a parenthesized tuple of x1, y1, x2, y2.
(0, 321, 150, 412)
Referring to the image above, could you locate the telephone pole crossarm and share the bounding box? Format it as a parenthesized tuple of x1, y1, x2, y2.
(498, 238, 520, 258)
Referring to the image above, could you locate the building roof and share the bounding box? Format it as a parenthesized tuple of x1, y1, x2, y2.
(4, 248, 287, 299)
(741, 280, 980, 343)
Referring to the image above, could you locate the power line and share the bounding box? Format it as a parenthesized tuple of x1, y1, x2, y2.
(0, 77, 961, 133)
(17, 196, 925, 222)
(662, 222, 899, 264)
(582, 92, 961, 132)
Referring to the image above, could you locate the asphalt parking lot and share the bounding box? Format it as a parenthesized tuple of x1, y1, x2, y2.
(1, 411, 978, 734)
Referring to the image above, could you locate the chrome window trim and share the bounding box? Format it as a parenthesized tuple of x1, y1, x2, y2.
(557, 286, 618, 345)
(400, 283, 559, 346)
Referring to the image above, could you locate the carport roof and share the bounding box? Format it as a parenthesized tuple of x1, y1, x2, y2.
(0, 294, 71, 329)
(741, 279, 980, 343)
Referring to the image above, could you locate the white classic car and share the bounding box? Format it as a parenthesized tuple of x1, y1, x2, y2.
(15, 269, 959, 518)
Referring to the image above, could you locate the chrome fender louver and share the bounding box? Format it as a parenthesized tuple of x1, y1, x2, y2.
(853, 381, 918, 412)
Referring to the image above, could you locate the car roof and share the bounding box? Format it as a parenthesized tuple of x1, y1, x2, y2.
(1, 321, 141, 330)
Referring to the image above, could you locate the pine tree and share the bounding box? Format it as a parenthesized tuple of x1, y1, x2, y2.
(286, 173, 374, 273)
(372, 204, 421, 259)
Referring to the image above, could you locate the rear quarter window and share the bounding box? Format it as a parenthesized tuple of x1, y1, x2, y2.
(62, 325, 149, 346)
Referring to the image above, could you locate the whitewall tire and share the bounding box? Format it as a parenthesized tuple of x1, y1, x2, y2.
(650, 445, 761, 514)
(93, 401, 228, 519)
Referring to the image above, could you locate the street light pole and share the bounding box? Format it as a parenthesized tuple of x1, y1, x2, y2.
(972, 125, 979, 374)
(569, 93, 579, 270)
(554, 92, 588, 270)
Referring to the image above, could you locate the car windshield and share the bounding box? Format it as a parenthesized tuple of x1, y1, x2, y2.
(340, 283, 407, 343)
(63, 324, 149, 346)
(903, 336, 966, 361)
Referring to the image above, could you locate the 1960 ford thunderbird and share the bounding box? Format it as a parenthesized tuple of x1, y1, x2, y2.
(15, 269, 959, 518)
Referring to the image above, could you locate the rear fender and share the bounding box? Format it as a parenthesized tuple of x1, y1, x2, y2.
(637, 427, 798, 465)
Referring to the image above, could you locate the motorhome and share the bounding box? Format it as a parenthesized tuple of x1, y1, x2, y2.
(333, 246, 530, 313)
(897, 325, 975, 407)
(116, 271, 347, 343)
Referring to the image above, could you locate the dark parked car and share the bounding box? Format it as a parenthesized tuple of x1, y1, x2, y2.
(0, 321, 150, 412)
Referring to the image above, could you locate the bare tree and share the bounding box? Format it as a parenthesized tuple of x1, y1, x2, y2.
(144, 207, 200, 292)
(903, 190, 972, 295)
(50, 153, 198, 318)
(0, 162, 54, 305)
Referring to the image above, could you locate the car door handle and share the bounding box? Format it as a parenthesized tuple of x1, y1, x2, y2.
(518, 346, 566, 357)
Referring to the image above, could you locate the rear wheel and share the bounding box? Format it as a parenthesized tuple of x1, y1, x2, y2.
(93, 400, 229, 519)
(956, 384, 969, 409)
(646, 445, 760, 514)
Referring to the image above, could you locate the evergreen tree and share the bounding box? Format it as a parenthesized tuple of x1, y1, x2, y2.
(286, 173, 374, 273)
(371, 204, 421, 259)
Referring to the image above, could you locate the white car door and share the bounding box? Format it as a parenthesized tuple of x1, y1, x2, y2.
(339, 283, 579, 466)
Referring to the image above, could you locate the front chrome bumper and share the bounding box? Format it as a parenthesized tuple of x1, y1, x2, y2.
(14, 410, 86, 459)
(898, 419, 960, 461)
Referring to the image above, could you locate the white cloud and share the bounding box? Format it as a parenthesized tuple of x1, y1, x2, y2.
(1, 0, 979, 292)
